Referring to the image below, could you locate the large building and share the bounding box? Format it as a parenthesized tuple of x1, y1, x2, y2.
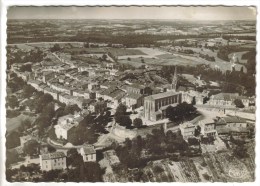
(144, 91, 182, 121)
(207, 93, 250, 108)
(39, 152, 67, 171)
(54, 114, 83, 140)
(215, 116, 249, 136)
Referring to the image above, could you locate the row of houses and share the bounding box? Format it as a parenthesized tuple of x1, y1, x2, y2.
(177, 116, 250, 140)
(39, 145, 96, 171)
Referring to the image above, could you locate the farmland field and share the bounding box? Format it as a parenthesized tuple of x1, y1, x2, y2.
(65, 47, 146, 56)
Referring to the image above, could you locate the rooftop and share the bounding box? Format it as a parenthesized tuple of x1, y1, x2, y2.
(145, 91, 180, 100)
(126, 93, 143, 100)
(223, 116, 247, 123)
(180, 122, 195, 129)
(81, 145, 96, 155)
(212, 93, 241, 101)
(41, 151, 66, 160)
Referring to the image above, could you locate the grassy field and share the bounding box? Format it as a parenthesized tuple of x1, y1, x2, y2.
(118, 47, 247, 73)
(65, 47, 146, 56)
(6, 114, 36, 133)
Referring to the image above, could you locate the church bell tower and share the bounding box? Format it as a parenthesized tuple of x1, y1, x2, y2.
(171, 66, 178, 92)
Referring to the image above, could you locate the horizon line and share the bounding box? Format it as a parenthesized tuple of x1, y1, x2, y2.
(7, 18, 256, 21)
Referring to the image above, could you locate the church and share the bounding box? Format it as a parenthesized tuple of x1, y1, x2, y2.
(144, 67, 182, 121)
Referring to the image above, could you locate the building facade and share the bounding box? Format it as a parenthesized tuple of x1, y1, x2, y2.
(79, 145, 96, 162)
(179, 122, 196, 139)
(39, 152, 67, 171)
(199, 119, 216, 137)
(144, 91, 182, 121)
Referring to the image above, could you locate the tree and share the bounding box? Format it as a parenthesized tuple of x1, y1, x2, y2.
(102, 54, 107, 61)
(133, 118, 143, 128)
(114, 104, 130, 127)
(23, 85, 35, 98)
(166, 130, 176, 143)
(20, 64, 32, 72)
(116, 115, 132, 128)
(234, 99, 245, 108)
(50, 44, 61, 52)
(6, 131, 20, 149)
(82, 162, 104, 182)
(188, 138, 200, 146)
(7, 95, 19, 109)
(191, 97, 196, 105)
(166, 102, 197, 122)
(67, 148, 84, 167)
(194, 125, 201, 136)
(42, 169, 62, 182)
(84, 42, 89, 48)
(35, 94, 53, 113)
(115, 104, 127, 115)
(127, 57, 131, 61)
(23, 140, 40, 156)
(64, 104, 81, 115)
(20, 118, 32, 132)
(233, 145, 248, 159)
(240, 66, 244, 73)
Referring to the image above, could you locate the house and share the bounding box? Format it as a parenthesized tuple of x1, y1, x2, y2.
(54, 114, 83, 140)
(207, 93, 250, 108)
(39, 151, 66, 171)
(215, 116, 249, 136)
(124, 83, 146, 95)
(123, 93, 144, 109)
(198, 119, 217, 137)
(89, 101, 107, 114)
(79, 145, 96, 162)
(42, 71, 55, 83)
(179, 122, 196, 139)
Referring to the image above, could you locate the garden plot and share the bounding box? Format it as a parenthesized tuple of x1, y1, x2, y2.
(192, 157, 214, 182)
(202, 152, 253, 182)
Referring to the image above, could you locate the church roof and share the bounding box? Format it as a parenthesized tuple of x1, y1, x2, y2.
(145, 91, 180, 100)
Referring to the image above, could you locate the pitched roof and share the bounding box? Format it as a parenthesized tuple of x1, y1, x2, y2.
(41, 152, 66, 160)
(127, 83, 145, 90)
(145, 91, 180, 100)
(223, 116, 247, 123)
(81, 145, 95, 155)
(212, 93, 241, 101)
(126, 93, 143, 100)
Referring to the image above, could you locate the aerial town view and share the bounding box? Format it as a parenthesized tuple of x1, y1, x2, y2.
(5, 6, 256, 182)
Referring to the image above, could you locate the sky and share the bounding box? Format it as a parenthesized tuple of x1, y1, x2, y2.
(7, 6, 257, 20)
